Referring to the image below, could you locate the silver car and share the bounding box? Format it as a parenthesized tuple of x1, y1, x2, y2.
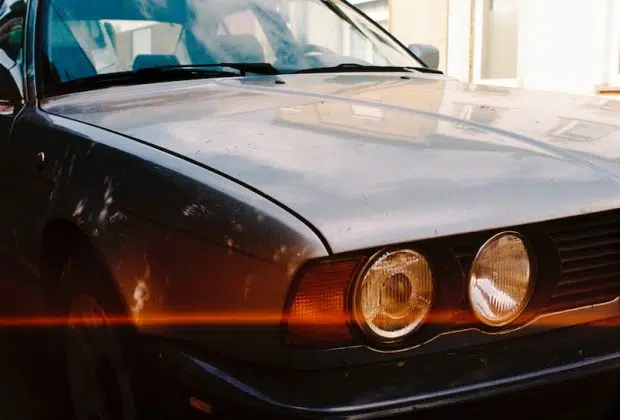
(0, 0, 618, 418)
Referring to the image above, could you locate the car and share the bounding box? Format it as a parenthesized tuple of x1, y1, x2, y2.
(0, 0, 619, 419)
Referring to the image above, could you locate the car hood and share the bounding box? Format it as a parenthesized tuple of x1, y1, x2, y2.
(41, 73, 620, 253)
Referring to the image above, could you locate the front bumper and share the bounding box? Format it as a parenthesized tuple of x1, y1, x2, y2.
(145, 302, 620, 419)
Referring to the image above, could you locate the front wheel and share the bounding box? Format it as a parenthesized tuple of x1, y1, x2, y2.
(55, 245, 144, 420)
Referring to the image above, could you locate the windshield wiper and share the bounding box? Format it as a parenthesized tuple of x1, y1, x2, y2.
(142, 62, 281, 76)
(43, 63, 281, 96)
(291, 63, 443, 75)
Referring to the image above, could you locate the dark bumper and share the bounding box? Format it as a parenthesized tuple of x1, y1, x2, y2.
(144, 316, 620, 419)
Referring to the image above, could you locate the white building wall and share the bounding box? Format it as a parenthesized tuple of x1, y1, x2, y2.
(389, 0, 449, 72)
(446, 0, 472, 82)
(518, 0, 609, 95)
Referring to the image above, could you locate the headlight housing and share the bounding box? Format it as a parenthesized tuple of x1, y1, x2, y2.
(468, 232, 534, 327)
(353, 249, 434, 341)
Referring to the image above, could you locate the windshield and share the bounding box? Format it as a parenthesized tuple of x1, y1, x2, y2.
(40, 0, 425, 94)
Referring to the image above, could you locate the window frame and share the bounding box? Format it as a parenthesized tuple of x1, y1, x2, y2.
(609, 0, 620, 87)
(472, 0, 523, 88)
(25, 0, 39, 103)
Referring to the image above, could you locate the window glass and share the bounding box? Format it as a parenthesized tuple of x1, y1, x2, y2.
(480, 0, 519, 80)
(41, 0, 423, 93)
(284, 0, 394, 66)
(617, 11, 620, 77)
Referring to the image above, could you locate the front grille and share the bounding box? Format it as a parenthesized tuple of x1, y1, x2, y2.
(547, 211, 620, 312)
(450, 210, 620, 315)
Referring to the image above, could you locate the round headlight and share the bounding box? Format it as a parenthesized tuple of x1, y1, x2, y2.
(353, 250, 434, 341)
(468, 232, 534, 327)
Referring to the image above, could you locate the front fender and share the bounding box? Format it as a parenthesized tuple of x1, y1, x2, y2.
(43, 112, 328, 365)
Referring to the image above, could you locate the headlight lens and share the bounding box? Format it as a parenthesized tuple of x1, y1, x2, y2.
(353, 249, 433, 340)
(468, 232, 534, 327)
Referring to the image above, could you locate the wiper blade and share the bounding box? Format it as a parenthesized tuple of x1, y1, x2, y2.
(292, 63, 443, 75)
(141, 62, 281, 76)
(45, 68, 237, 96)
(44, 63, 280, 96)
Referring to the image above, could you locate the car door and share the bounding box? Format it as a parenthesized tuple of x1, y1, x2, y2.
(0, 0, 27, 261)
(0, 0, 73, 269)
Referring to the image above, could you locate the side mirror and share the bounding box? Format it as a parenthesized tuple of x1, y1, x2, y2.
(408, 44, 440, 70)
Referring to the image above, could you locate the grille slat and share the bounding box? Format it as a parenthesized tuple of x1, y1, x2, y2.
(555, 235, 620, 253)
(559, 272, 620, 289)
(552, 278, 620, 298)
(551, 226, 620, 243)
(549, 210, 620, 311)
(560, 246, 620, 264)
(560, 259, 620, 277)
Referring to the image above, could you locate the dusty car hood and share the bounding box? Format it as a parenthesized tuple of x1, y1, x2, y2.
(42, 73, 620, 253)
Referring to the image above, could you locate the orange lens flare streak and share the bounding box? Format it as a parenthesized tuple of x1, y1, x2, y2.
(0, 311, 614, 328)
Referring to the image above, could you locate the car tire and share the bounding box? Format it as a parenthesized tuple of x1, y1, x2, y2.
(53, 238, 147, 420)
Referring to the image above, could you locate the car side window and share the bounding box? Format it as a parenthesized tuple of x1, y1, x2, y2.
(0, 0, 26, 102)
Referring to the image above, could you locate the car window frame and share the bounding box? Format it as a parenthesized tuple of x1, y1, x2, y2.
(23, 0, 37, 104)
(28, 0, 48, 104)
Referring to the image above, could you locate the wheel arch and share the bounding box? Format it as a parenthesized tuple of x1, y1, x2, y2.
(39, 217, 130, 316)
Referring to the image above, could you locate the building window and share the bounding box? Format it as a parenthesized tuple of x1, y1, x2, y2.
(473, 0, 521, 86)
(611, 0, 620, 86)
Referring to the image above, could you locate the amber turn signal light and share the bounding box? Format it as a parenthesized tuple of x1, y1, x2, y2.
(284, 259, 361, 346)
